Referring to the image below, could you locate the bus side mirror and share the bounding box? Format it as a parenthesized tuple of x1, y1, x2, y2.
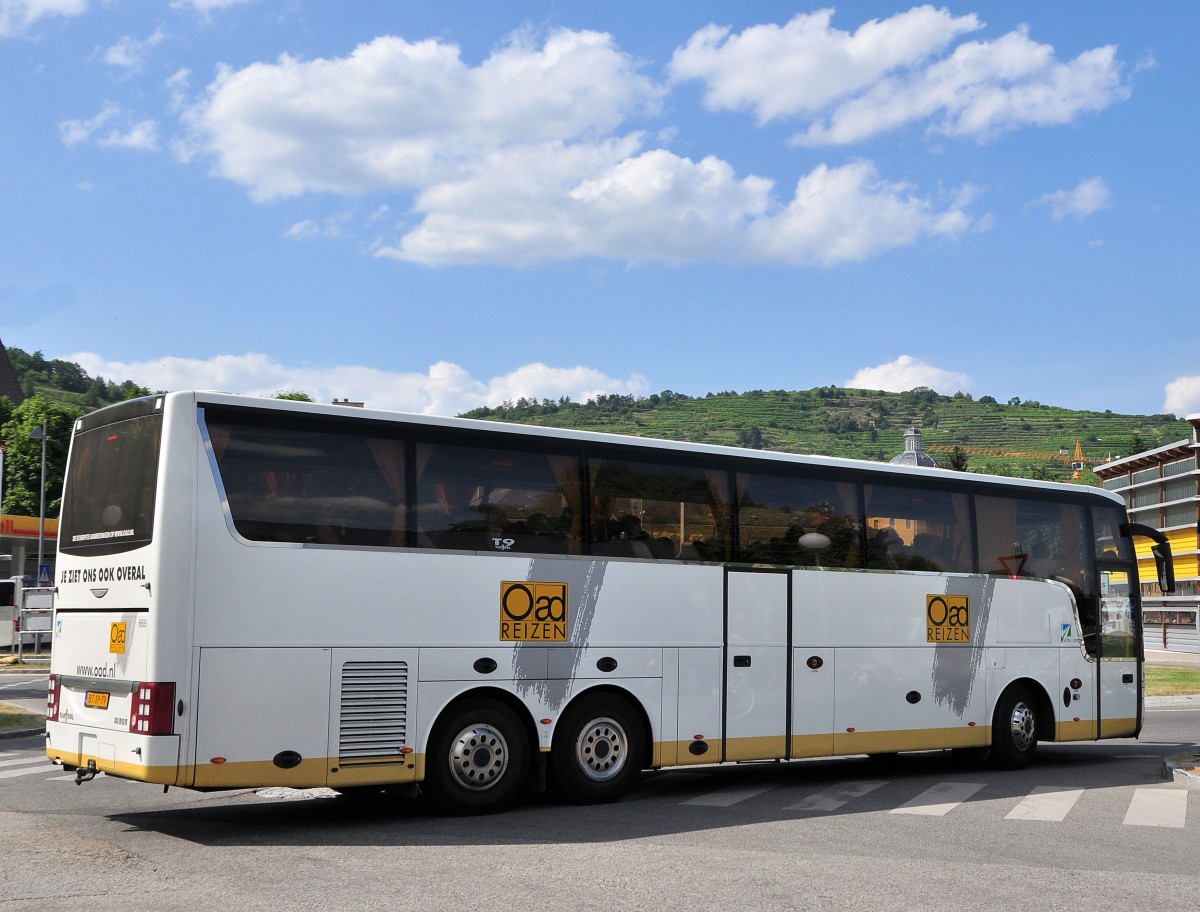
(1152, 543, 1176, 594)
(1121, 523, 1176, 594)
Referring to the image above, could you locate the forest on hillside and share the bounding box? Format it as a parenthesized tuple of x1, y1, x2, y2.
(463, 386, 1190, 483)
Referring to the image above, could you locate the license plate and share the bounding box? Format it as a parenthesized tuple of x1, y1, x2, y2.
(85, 691, 110, 710)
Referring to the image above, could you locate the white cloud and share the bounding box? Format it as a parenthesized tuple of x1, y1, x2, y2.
(1032, 176, 1111, 220)
(176, 22, 992, 266)
(171, 0, 258, 12)
(743, 162, 974, 266)
(383, 142, 779, 266)
(102, 29, 165, 71)
(59, 102, 159, 151)
(180, 29, 663, 201)
(846, 355, 972, 395)
(0, 0, 86, 38)
(670, 12, 1129, 146)
(669, 8, 981, 123)
(63, 352, 650, 416)
(1163, 375, 1200, 418)
(59, 102, 119, 147)
(382, 151, 975, 267)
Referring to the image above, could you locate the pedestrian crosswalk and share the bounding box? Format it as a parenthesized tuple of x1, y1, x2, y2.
(0, 744, 1193, 828)
(666, 773, 1192, 828)
(0, 747, 54, 781)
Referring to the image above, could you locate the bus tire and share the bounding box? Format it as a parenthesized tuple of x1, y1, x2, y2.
(551, 693, 642, 804)
(423, 698, 530, 815)
(990, 685, 1040, 769)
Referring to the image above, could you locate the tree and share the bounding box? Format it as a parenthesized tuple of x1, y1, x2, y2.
(274, 390, 314, 402)
(945, 447, 970, 472)
(0, 395, 82, 518)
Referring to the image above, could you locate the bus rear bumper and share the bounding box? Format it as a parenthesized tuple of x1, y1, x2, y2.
(46, 722, 181, 785)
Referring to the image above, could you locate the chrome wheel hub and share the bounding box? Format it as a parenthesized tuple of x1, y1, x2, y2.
(1008, 702, 1036, 752)
(575, 717, 628, 782)
(447, 723, 509, 791)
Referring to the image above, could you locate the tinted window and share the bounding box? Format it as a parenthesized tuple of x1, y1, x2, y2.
(975, 494, 1088, 591)
(60, 413, 162, 556)
(589, 454, 730, 561)
(864, 482, 972, 572)
(737, 470, 860, 567)
(1092, 505, 1133, 562)
(414, 438, 583, 554)
(207, 412, 405, 547)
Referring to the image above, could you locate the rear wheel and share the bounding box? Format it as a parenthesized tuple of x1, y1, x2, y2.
(551, 693, 642, 804)
(423, 699, 530, 815)
(990, 686, 1040, 769)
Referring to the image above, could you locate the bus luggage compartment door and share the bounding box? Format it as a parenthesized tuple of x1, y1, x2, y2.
(193, 647, 332, 788)
(724, 568, 789, 761)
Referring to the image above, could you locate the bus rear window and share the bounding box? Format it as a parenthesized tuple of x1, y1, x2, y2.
(59, 414, 162, 555)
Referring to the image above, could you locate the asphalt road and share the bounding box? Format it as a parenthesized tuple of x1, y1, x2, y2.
(1, 698, 1196, 911)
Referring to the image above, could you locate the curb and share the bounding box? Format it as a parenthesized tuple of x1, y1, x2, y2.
(1163, 753, 1200, 790)
(0, 727, 43, 741)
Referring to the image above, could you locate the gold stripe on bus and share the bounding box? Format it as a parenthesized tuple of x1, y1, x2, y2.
(790, 734, 836, 758)
(724, 735, 789, 762)
(1054, 719, 1097, 741)
(659, 739, 724, 766)
(1099, 718, 1138, 738)
(328, 760, 422, 789)
(834, 725, 988, 755)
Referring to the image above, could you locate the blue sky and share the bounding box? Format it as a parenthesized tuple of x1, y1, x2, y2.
(2, 1, 1197, 418)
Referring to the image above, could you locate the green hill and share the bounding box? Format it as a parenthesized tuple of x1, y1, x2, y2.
(463, 387, 1189, 484)
(3, 346, 149, 412)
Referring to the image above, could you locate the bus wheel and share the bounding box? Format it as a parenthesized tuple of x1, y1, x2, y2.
(424, 699, 530, 815)
(990, 686, 1039, 769)
(551, 693, 642, 804)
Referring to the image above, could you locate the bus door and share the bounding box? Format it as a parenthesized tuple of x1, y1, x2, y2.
(1095, 563, 1140, 738)
(724, 568, 789, 761)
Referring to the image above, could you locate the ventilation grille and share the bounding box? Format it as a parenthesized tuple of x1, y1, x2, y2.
(339, 661, 408, 763)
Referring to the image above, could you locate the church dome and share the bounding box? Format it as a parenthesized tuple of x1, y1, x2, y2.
(891, 426, 938, 468)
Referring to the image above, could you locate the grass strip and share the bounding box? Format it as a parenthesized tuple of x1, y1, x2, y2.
(1145, 666, 1200, 697)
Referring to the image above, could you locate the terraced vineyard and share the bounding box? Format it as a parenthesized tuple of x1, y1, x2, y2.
(463, 387, 1190, 484)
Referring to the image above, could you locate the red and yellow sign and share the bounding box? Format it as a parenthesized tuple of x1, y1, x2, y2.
(0, 513, 60, 539)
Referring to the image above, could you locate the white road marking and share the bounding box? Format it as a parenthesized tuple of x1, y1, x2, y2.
(1005, 786, 1085, 821)
(683, 783, 779, 807)
(785, 780, 888, 812)
(890, 781, 986, 816)
(1123, 789, 1188, 828)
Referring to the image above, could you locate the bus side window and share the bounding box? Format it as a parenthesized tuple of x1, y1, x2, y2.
(864, 483, 971, 573)
(413, 438, 584, 555)
(736, 471, 859, 568)
(589, 454, 730, 561)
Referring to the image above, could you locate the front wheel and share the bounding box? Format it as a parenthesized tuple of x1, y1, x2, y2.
(990, 686, 1040, 769)
(551, 693, 643, 804)
(423, 699, 530, 815)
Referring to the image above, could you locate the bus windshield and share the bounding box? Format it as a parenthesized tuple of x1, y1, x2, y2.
(59, 410, 162, 556)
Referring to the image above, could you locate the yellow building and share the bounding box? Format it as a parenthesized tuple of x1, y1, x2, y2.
(1093, 416, 1199, 652)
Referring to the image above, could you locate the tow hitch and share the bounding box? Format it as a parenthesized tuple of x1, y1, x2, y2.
(74, 759, 98, 785)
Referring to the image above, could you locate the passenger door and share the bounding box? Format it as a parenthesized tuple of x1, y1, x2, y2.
(1095, 564, 1141, 738)
(724, 568, 789, 761)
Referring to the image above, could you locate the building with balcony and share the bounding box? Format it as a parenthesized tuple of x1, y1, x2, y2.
(1093, 415, 1200, 652)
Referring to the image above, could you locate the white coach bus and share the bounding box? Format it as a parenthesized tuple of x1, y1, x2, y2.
(44, 392, 1174, 813)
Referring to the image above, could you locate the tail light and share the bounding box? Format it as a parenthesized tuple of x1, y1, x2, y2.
(129, 682, 176, 735)
(46, 674, 61, 722)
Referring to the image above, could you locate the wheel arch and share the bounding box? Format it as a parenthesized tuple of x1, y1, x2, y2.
(994, 676, 1056, 742)
(426, 685, 540, 758)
